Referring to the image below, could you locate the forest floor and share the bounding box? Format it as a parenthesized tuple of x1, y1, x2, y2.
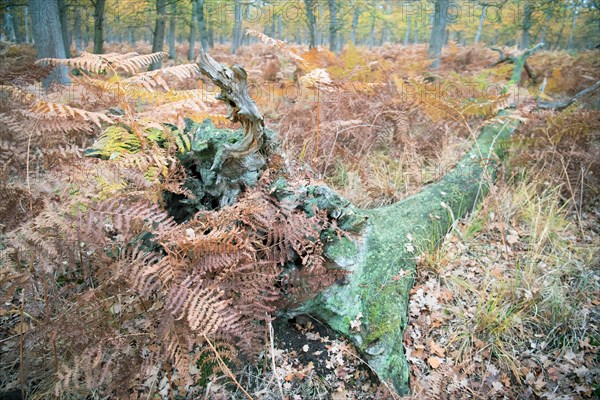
(1, 40, 599, 399)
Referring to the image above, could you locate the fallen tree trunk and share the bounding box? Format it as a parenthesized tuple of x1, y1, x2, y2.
(193, 51, 529, 395)
(292, 116, 519, 394)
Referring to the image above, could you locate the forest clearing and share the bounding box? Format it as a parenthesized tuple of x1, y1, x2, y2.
(0, 0, 599, 399)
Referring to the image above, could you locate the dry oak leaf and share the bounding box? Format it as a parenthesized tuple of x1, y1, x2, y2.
(427, 356, 443, 369)
(429, 340, 446, 357)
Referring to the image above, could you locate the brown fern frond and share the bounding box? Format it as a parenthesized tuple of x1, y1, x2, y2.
(37, 51, 168, 75)
(30, 101, 113, 127)
(121, 63, 200, 91)
(246, 29, 311, 69)
(116, 52, 168, 74)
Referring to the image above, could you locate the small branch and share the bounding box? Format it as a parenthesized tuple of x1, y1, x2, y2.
(538, 79, 600, 110)
(489, 43, 544, 89)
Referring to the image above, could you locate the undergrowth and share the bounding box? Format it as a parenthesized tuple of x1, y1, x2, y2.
(0, 36, 598, 399)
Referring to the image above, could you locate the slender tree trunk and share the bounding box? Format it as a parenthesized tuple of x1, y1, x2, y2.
(11, 7, 23, 43)
(428, 0, 449, 68)
(208, 18, 214, 48)
(381, 0, 391, 44)
(474, 5, 486, 44)
(350, 6, 360, 45)
(128, 27, 135, 47)
(231, 0, 242, 54)
(29, 0, 71, 86)
(277, 14, 282, 40)
(328, 0, 338, 53)
(404, 15, 411, 46)
(413, 17, 419, 44)
(24, 6, 30, 43)
(491, 28, 499, 46)
(369, 14, 375, 49)
(197, 0, 208, 51)
(304, 0, 316, 49)
(538, 9, 552, 45)
(150, 0, 167, 70)
(567, 4, 577, 49)
(74, 7, 83, 53)
(188, 0, 198, 60)
(93, 0, 106, 54)
(520, 0, 532, 49)
(4, 11, 16, 42)
(555, 9, 567, 49)
(56, 0, 71, 57)
(167, 0, 177, 58)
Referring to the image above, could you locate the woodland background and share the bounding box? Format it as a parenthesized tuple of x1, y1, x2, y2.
(0, 0, 599, 399)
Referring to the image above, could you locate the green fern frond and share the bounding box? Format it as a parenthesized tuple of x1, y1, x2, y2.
(87, 125, 141, 159)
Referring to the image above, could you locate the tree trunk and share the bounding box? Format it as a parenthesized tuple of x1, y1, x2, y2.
(413, 17, 419, 44)
(192, 47, 538, 395)
(25, 6, 31, 43)
(381, 0, 391, 44)
(11, 7, 23, 44)
(520, 0, 532, 49)
(150, 0, 167, 70)
(293, 115, 519, 395)
(538, 9, 552, 45)
(567, 4, 577, 50)
(92, 0, 106, 54)
(4, 10, 16, 42)
(74, 7, 83, 53)
(474, 5, 486, 44)
(197, 0, 208, 52)
(29, 0, 71, 86)
(56, 0, 71, 58)
(167, 0, 177, 59)
(303, 0, 316, 49)
(188, 0, 198, 61)
(231, 0, 242, 54)
(428, 0, 449, 68)
(350, 6, 360, 45)
(404, 15, 411, 46)
(369, 14, 375, 49)
(328, 0, 338, 53)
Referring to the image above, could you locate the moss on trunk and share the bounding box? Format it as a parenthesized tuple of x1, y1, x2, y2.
(293, 117, 520, 394)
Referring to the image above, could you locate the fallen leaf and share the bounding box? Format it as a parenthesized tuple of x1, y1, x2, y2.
(427, 356, 442, 369)
(429, 340, 445, 357)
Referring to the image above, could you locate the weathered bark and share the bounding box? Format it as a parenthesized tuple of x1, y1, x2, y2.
(56, 0, 70, 57)
(304, 0, 316, 49)
(231, 0, 242, 54)
(328, 0, 338, 53)
(29, 0, 71, 87)
(92, 0, 106, 54)
(150, 0, 167, 70)
(192, 45, 541, 395)
(428, 0, 449, 68)
(167, 0, 177, 59)
(196, 52, 265, 169)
